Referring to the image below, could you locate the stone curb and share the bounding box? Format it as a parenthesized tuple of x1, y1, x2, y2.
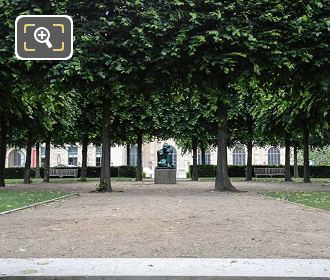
(0, 258, 329, 279)
(0, 193, 79, 216)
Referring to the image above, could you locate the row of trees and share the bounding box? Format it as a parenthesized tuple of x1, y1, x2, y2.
(0, 0, 329, 191)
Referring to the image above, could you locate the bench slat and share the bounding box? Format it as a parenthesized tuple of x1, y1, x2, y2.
(49, 168, 78, 178)
(254, 168, 285, 177)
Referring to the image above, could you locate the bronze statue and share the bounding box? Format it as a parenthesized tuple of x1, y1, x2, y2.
(157, 143, 175, 168)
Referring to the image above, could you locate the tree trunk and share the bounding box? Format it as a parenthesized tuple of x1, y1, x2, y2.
(99, 99, 112, 192)
(0, 110, 6, 187)
(284, 137, 292, 182)
(126, 144, 130, 166)
(200, 145, 206, 165)
(43, 137, 51, 183)
(293, 146, 299, 178)
(215, 98, 238, 192)
(136, 133, 143, 181)
(303, 123, 310, 183)
(35, 142, 41, 178)
(246, 141, 253, 181)
(23, 135, 33, 184)
(80, 137, 88, 182)
(192, 138, 198, 181)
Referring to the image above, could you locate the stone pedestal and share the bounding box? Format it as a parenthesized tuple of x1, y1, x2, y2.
(155, 168, 176, 184)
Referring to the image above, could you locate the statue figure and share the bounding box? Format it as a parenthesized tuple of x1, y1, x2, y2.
(157, 143, 175, 168)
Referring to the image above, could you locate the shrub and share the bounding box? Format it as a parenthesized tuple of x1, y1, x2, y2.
(5, 165, 329, 179)
(4, 166, 137, 179)
(4, 168, 25, 179)
(296, 166, 330, 178)
(83, 167, 119, 178)
(189, 165, 330, 178)
(118, 166, 136, 178)
(189, 165, 244, 177)
(85, 166, 101, 178)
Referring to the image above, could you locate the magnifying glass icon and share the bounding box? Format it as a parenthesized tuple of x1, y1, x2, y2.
(34, 27, 53, 49)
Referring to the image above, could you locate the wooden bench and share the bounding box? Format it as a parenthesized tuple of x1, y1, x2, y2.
(254, 167, 285, 178)
(49, 168, 78, 178)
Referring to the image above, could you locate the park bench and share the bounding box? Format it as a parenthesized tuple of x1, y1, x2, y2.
(49, 167, 78, 178)
(254, 167, 285, 178)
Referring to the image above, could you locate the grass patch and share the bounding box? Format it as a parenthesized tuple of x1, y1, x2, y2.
(265, 191, 330, 211)
(0, 190, 72, 213)
(4, 178, 95, 185)
(5, 177, 136, 185)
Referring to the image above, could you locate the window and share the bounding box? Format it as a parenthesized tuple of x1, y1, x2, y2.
(68, 146, 78, 166)
(96, 146, 101, 167)
(233, 147, 246, 165)
(130, 145, 138, 166)
(56, 154, 61, 165)
(8, 149, 25, 167)
(40, 146, 46, 166)
(268, 147, 280, 165)
(172, 148, 177, 168)
(197, 149, 211, 165)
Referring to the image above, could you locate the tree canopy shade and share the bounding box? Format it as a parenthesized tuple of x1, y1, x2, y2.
(151, 0, 294, 190)
(58, 0, 162, 191)
(0, 0, 66, 186)
(160, 85, 216, 181)
(0, 0, 329, 190)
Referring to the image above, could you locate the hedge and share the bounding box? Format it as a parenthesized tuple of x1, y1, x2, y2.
(84, 166, 121, 178)
(4, 166, 137, 179)
(118, 166, 136, 178)
(5, 165, 330, 179)
(188, 165, 330, 178)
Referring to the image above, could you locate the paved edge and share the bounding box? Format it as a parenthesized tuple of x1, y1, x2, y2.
(0, 193, 79, 216)
(0, 258, 329, 278)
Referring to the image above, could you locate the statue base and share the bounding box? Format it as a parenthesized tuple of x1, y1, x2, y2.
(155, 168, 176, 184)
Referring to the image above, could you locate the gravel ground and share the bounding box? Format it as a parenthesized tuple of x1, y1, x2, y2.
(0, 181, 329, 258)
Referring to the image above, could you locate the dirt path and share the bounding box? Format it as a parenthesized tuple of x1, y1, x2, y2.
(0, 181, 329, 258)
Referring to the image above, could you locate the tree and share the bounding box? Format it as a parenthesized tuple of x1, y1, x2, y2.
(252, 85, 296, 182)
(61, 0, 160, 191)
(165, 85, 216, 181)
(0, 0, 62, 186)
(69, 90, 102, 182)
(154, 0, 315, 191)
(114, 90, 155, 182)
(230, 78, 262, 181)
(256, 0, 330, 182)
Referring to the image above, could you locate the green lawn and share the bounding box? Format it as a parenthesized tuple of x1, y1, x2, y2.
(5, 177, 135, 185)
(0, 190, 72, 213)
(265, 191, 330, 211)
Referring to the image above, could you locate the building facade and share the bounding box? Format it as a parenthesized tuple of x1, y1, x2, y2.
(5, 140, 286, 178)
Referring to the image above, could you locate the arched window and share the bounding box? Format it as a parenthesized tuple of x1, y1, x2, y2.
(68, 145, 78, 166)
(95, 146, 101, 167)
(130, 145, 138, 166)
(233, 147, 246, 165)
(172, 148, 177, 168)
(40, 145, 46, 167)
(268, 147, 280, 165)
(197, 149, 211, 165)
(56, 154, 62, 165)
(8, 149, 25, 167)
